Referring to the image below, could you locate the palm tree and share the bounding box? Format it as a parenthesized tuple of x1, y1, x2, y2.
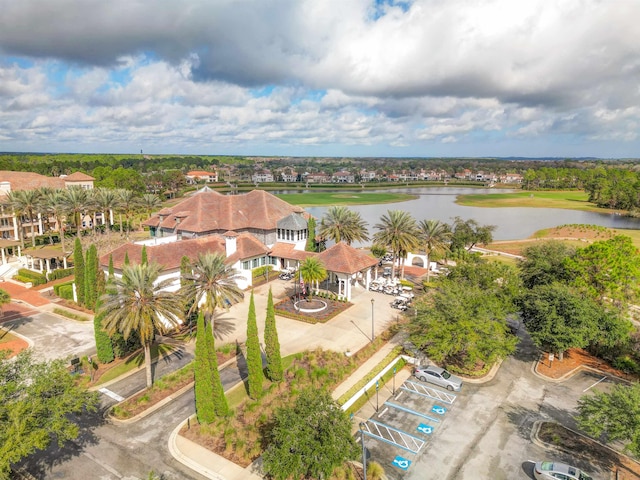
(42, 189, 69, 253)
(318, 206, 370, 246)
(299, 256, 327, 300)
(180, 253, 244, 329)
(93, 187, 120, 230)
(373, 210, 419, 279)
(116, 189, 139, 238)
(7, 189, 42, 247)
(3, 191, 25, 248)
(139, 193, 162, 220)
(418, 219, 452, 282)
(100, 263, 183, 387)
(63, 186, 89, 238)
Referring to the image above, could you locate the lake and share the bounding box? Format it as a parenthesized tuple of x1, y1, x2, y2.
(296, 187, 640, 243)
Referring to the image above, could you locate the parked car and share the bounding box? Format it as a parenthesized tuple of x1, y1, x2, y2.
(533, 461, 593, 480)
(413, 365, 462, 391)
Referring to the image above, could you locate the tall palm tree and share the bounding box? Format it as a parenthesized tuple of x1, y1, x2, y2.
(63, 186, 89, 238)
(180, 253, 244, 330)
(418, 219, 452, 282)
(100, 263, 183, 387)
(139, 193, 162, 220)
(7, 189, 42, 247)
(41, 188, 69, 253)
(299, 256, 327, 300)
(3, 191, 25, 248)
(373, 210, 419, 279)
(116, 189, 139, 238)
(93, 187, 120, 230)
(318, 206, 370, 246)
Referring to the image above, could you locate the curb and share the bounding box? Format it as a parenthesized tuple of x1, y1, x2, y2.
(459, 358, 503, 384)
(531, 356, 633, 385)
(109, 381, 195, 425)
(0, 326, 35, 350)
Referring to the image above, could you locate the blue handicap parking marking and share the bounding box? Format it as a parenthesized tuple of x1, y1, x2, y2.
(431, 405, 447, 415)
(392, 455, 411, 471)
(417, 423, 433, 435)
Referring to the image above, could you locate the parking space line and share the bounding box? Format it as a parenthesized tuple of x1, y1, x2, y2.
(379, 407, 388, 418)
(583, 376, 607, 392)
(385, 401, 441, 423)
(401, 380, 457, 404)
(361, 419, 426, 454)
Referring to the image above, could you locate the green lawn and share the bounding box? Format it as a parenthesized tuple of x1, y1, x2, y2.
(275, 192, 416, 207)
(455, 190, 608, 212)
(95, 343, 176, 385)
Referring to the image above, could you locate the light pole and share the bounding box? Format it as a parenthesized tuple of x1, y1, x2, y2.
(359, 422, 367, 480)
(371, 298, 375, 343)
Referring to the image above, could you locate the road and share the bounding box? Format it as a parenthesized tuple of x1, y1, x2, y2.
(16, 352, 247, 480)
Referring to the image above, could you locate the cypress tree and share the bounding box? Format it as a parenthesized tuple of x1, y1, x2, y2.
(73, 237, 85, 306)
(108, 254, 114, 278)
(94, 269, 114, 363)
(180, 256, 191, 287)
(246, 291, 264, 399)
(195, 311, 215, 423)
(306, 217, 317, 252)
(124, 251, 130, 265)
(141, 245, 148, 265)
(84, 244, 98, 310)
(207, 315, 229, 417)
(264, 287, 283, 382)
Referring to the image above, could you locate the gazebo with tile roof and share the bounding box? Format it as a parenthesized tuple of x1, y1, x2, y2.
(316, 242, 378, 300)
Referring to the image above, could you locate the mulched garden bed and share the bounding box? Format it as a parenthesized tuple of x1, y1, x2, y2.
(274, 295, 353, 323)
(537, 422, 640, 480)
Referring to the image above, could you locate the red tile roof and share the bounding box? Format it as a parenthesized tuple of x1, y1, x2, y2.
(64, 172, 95, 181)
(100, 233, 269, 270)
(316, 242, 378, 274)
(144, 190, 305, 234)
(269, 242, 316, 262)
(0, 171, 65, 191)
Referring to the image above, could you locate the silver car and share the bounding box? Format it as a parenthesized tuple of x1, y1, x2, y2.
(533, 461, 593, 480)
(413, 365, 462, 391)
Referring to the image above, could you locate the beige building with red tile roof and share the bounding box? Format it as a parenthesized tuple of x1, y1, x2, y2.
(106, 188, 379, 299)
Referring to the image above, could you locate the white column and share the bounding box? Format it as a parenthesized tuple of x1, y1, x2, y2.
(1, 248, 5, 265)
(46, 258, 51, 274)
(37, 213, 43, 235)
(63, 257, 68, 269)
(12, 215, 18, 240)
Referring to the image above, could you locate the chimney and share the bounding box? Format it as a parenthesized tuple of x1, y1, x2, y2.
(224, 231, 238, 257)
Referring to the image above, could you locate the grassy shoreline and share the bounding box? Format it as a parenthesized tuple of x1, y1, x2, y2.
(276, 191, 417, 206)
(455, 190, 617, 213)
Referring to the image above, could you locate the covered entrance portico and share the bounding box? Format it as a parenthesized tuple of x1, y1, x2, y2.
(0, 239, 22, 265)
(23, 246, 70, 274)
(316, 242, 379, 301)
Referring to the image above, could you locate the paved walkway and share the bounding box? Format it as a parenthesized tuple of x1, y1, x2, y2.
(0, 280, 51, 307)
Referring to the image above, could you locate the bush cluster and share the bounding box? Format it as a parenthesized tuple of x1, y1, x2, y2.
(47, 268, 74, 281)
(53, 281, 75, 300)
(14, 268, 47, 286)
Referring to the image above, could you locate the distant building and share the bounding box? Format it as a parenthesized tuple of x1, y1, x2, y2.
(185, 170, 218, 184)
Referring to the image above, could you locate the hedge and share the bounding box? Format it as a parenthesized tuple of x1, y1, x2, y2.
(47, 268, 74, 281)
(15, 269, 47, 286)
(252, 265, 274, 279)
(54, 281, 75, 300)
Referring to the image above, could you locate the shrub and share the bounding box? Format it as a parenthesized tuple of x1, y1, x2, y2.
(47, 268, 74, 281)
(53, 308, 89, 322)
(15, 268, 47, 286)
(252, 265, 274, 279)
(613, 355, 640, 374)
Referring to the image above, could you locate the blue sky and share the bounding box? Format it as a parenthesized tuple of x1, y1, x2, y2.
(1, 0, 639, 158)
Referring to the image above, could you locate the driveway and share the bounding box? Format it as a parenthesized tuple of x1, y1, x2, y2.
(3, 309, 96, 362)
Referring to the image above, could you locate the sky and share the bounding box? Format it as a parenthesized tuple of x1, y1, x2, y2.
(1, 0, 639, 158)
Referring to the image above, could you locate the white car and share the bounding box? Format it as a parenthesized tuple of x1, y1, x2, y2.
(413, 365, 462, 391)
(533, 461, 593, 480)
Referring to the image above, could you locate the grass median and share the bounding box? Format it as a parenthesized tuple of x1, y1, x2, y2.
(276, 192, 416, 207)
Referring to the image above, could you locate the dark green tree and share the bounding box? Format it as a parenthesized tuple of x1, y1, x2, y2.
(205, 309, 229, 417)
(577, 383, 640, 457)
(93, 267, 114, 364)
(141, 245, 148, 265)
(194, 311, 215, 423)
(73, 237, 85, 306)
(246, 291, 264, 399)
(518, 240, 576, 289)
(108, 254, 114, 278)
(306, 217, 317, 252)
(520, 282, 603, 359)
(84, 244, 98, 310)
(449, 217, 496, 251)
(0, 351, 99, 478)
(179, 255, 191, 286)
(124, 251, 130, 265)
(264, 288, 283, 382)
(262, 388, 359, 480)
(565, 235, 640, 305)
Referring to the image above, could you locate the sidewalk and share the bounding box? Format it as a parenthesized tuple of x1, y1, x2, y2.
(0, 280, 51, 307)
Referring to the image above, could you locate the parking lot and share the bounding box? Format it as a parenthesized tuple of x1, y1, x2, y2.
(356, 336, 624, 480)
